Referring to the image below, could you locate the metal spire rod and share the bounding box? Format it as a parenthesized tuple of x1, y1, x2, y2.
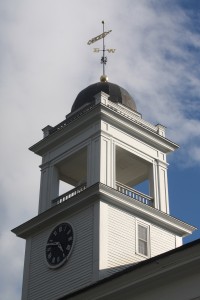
(101, 21, 107, 76)
(87, 21, 116, 82)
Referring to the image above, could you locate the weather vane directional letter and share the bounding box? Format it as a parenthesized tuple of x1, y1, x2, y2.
(87, 21, 116, 82)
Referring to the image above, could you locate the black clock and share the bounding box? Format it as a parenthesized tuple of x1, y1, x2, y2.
(45, 223, 74, 268)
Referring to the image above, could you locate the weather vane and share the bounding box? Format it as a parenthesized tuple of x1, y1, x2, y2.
(87, 21, 116, 82)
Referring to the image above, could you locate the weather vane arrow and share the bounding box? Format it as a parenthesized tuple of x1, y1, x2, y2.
(87, 21, 116, 82)
(87, 29, 112, 45)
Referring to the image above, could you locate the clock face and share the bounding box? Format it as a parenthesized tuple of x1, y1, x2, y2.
(45, 223, 74, 268)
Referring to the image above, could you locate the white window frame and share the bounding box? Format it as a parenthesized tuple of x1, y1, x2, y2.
(136, 220, 150, 258)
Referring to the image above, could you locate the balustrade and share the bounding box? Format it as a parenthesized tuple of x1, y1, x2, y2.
(52, 183, 86, 205)
(52, 181, 153, 207)
(116, 181, 153, 207)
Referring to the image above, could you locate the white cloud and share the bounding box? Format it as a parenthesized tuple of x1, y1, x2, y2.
(0, 0, 200, 299)
(0, 231, 24, 299)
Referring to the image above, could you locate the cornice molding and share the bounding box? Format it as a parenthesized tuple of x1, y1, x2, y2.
(12, 183, 195, 239)
(29, 102, 178, 156)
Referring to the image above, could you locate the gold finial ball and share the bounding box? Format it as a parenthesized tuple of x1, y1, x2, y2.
(100, 75, 108, 82)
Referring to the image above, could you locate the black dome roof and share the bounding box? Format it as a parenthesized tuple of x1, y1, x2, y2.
(71, 82, 137, 112)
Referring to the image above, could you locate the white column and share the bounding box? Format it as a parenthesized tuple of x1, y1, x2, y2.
(157, 160, 169, 214)
(87, 137, 101, 186)
(100, 136, 110, 186)
(111, 140, 116, 189)
(100, 134, 117, 188)
(38, 165, 49, 213)
(150, 159, 169, 213)
(49, 165, 59, 204)
(150, 161, 159, 210)
(38, 164, 59, 213)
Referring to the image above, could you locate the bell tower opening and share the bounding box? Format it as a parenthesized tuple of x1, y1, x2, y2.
(116, 146, 153, 206)
(134, 180, 149, 196)
(59, 181, 74, 196)
(55, 146, 87, 203)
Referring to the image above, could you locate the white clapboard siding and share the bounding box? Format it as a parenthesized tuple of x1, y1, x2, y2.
(151, 225, 175, 256)
(107, 204, 138, 275)
(106, 204, 176, 276)
(27, 206, 94, 300)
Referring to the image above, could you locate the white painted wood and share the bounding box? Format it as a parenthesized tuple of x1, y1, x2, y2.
(94, 91, 109, 106)
(49, 165, 59, 206)
(21, 238, 32, 300)
(92, 201, 100, 282)
(108, 125, 159, 160)
(90, 137, 100, 184)
(38, 164, 59, 213)
(156, 124, 166, 137)
(38, 166, 49, 213)
(100, 138, 108, 185)
(100, 136, 112, 186)
(97, 202, 179, 278)
(111, 139, 116, 189)
(151, 161, 159, 210)
(148, 164, 155, 199)
(86, 141, 92, 186)
(156, 161, 169, 213)
(18, 91, 190, 300)
(99, 201, 109, 279)
(47, 123, 99, 162)
(26, 206, 94, 300)
(151, 224, 175, 256)
(14, 183, 194, 299)
(34, 92, 176, 214)
(175, 235, 183, 247)
(106, 204, 137, 275)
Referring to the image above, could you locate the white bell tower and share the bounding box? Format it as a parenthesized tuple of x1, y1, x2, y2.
(12, 80, 195, 300)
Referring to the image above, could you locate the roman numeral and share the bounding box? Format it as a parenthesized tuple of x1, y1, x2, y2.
(66, 245, 71, 251)
(52, 257, 55, 264)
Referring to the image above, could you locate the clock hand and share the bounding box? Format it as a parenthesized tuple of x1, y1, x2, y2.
(47, 242, 60, 246)
(47, 242, 64, 253)
(58, 243, 64, 253)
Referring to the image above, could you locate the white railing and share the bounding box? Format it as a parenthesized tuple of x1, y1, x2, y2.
(116, 181, 153, 207)
(52, 183, 86, 206)
(52, 181, 153, 207)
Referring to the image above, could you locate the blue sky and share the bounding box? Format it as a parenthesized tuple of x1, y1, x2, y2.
(0, 0, 200, 299)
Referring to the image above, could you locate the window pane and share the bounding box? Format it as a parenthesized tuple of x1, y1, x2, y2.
(139, 240, 147, 256)
(138, 224, 148, 256)
(138, 225, 147, 241)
